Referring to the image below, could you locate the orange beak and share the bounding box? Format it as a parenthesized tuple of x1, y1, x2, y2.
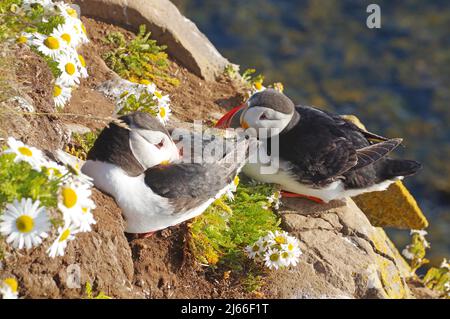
(241, 121, 250, 129)
(215, 103, 246, 129)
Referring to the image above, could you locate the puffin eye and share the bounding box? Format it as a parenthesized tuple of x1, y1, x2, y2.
(259, 113, 268, 120)
(155, 140, 164, 149)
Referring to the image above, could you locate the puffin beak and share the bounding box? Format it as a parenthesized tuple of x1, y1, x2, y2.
(160, 160, 170, 166)
(215, 103, 246, 129)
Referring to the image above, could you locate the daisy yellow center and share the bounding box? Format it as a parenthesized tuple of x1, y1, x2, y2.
(44, 36, 60, 50)
(67, 8, 78, 18)
(287, 243, 294, 251)
(61, 33, 71, 44)
(159, 107, 166, 118)
(140, 79, 151, 85)
(59, 228, 71, 242)
(154, 91, 163, 99)
(54, 85, 62, 97)
(62, 187, 78, 208)
(17, 35, 27, 43)
(252, 244, 259, 252)
(18, 146, 32, 157)
(82, 207, 88, 214)
(78, 54, 86, 67)
(65, 63, 76, 75)
(3, 278, 18, 293)
(269, 253, 279, 262)
(15, 215, 34, 233)
(233, 175, 240, 186)
(254, 82, 263, 90)
(281, 251, 289, 259)
(274, 236, 287, 245)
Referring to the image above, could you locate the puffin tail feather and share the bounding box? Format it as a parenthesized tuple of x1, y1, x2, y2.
(378, 158, 422, 180)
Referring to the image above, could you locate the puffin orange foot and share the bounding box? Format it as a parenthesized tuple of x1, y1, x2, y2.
(281, 191, 325, 204)
(138, 231, 156, 239)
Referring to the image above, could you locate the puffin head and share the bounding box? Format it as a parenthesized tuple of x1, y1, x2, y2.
(125, 112, 179, 168)
(86, 112, 179, 176)
(240, 89, 295, 138)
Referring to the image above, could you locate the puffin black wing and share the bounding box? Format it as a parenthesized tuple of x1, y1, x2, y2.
(144, 163, 234, 213)
(353, 138, 403, 170)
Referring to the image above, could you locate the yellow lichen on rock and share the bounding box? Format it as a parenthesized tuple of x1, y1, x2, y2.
(354, 181, 428, 229)
(341, 115, 428, 229)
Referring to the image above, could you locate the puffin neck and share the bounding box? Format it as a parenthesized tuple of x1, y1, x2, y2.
(281, 110, 300, 134)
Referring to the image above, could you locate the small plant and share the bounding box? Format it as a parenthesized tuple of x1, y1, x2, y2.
(245, 230, 302, 270)
(103, 25, 179, 86)
(84, 282, 112, 299)
(188, 180, 281, 270)
(423, 259, 450, 299)
(402, 230, 430, 273)
(67, 130, 100, 160)
(1, 0, 90, 109)
(402, 230, 450, 298)
(0, 137, 96, 257)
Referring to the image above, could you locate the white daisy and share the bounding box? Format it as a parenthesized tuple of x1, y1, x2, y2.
(267, 191, 281, 210)
(55, 53, 80, 86)
(16, 32, 33, 45)
(4, 137, 46, 171)
(54, 150, 93, 185)
(53, 82, 72, 108)
(153, 90, 170, 106)
(0, 278, 19, 299)
(157, 104, 171, 124)
(245, 241, 262, 259)
(280, 250, 300, 267)
(41, 159, 68, 181)
(225, 175, 240, 201)
(47, 222, 78, 258)
(76, 53, 88, 78)
(265, 230, 289, 246)
(58, 181, 93, 225)
(0, 198, 50, 249)
(31, 32, 66, 59)
(77, 199, 96, 232)
(70, 18, 89, 45)
(55, 2, 78, 20)
(51, 22, 80, 48)
(264, 248, 284, 270)
(280, 238, 302, 267)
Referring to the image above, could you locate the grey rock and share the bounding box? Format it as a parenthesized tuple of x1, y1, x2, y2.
(264, 198, 413, 299)
(74, 0, 232, 81)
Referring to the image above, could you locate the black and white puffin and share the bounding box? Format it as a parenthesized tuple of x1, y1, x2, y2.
(82, 112, 250, 234)
(216, 89, 421, 203)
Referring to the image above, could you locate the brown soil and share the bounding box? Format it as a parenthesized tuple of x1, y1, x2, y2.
(0, 17, 254, 299)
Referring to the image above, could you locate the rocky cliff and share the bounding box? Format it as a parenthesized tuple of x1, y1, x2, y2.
(0, 0, 433, 299)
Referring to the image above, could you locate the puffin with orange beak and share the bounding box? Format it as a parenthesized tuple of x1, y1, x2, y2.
(82, 112, 251, 236)
(216, 89, 421, 203)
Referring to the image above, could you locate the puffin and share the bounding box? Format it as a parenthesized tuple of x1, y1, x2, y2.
(81, 112, 251, 234)
(215, 89, 421, 203)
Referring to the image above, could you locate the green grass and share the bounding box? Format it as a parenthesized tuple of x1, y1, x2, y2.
(0, 153, 60, 209)
(102, 24, 179, 86)
(68, 131, 100, 160)
(188, 180, 281, 275)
